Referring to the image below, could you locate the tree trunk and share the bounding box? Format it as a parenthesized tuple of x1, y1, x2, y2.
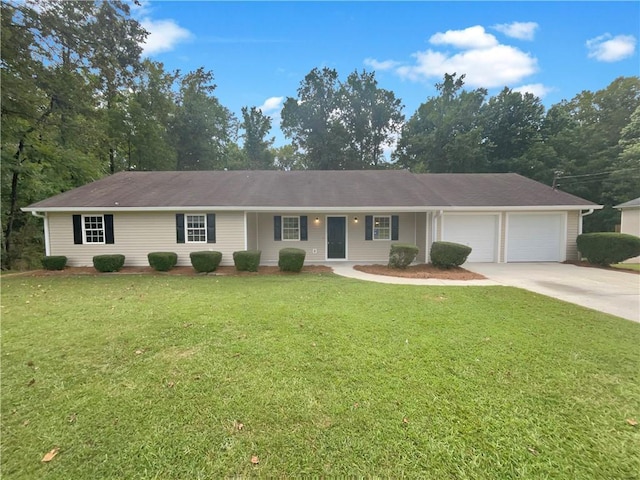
(4, 139, 24, 268)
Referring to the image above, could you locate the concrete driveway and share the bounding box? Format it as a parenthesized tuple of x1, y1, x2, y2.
(466, 263, 640, 322)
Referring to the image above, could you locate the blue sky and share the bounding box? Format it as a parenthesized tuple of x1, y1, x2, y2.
(132, 1, 639, 146)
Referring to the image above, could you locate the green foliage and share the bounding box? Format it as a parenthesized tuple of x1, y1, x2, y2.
(430, 241, 472, 268)
(388, 243, 419, 269)
(576, 232, 640, 266)
(189, 251, 222, 273)
(147, 252, 178, 272)
(93, 254, 125, 272)
(278, 247, 306, 272)
(233, 250, 261, 272)
(241, 106, 275, 169)
(281, 67, 404, 169)
(41, 255, 67, 270)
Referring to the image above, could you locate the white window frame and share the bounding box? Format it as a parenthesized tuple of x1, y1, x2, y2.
(82, 215, 105, 244)
(373, 215, 391, 241)
(282, 216, 300, 241)
(186, 214, 207, 243)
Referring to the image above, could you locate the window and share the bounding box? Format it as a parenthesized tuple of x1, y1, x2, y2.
(186, 214, 207, 243)
(373, 216, 390, 240)
(84, 215, 105, 244)
(282, 216, 300, 240)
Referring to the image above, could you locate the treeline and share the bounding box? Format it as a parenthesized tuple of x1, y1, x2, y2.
(1, 1, 639, 269)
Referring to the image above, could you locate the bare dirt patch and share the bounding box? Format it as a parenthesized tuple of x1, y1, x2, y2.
(9, 265, 333, 277)
(354, 264, 485, 280)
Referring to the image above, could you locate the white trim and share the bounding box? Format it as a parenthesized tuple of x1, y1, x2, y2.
(44, 214, 50, 256)
(372, 215, 391, 241)
(243, 211, 248, 250)
(281, 215, 300, 241)
(22, 204, 603, 213)
(325, 215, 348, 261)
(185, 213, 207, 244)
(82, 214, 106, 245)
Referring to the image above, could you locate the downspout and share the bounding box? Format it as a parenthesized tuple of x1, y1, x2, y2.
(31, 211, 50, 256)
(579, 209, 595, 235)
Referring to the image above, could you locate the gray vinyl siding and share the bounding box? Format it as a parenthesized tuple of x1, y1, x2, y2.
(255, 213, 326, 263)
(347, 212, 415, 262)
(47, 211, 245, 267)
(246, 212, 258, 250)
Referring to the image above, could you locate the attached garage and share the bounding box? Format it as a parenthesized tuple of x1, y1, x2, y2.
(442, 214, 499, 262)
(506, 213, 566, 262)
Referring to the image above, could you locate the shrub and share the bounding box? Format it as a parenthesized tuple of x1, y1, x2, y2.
(93, 254, 125, 272)
(190, 251, 222, 273)
(430, 241, 472, 269)
(388, 243, 419, 269)
(147, 252, 178, 272)
(577, 232, 640, 266)
(278, 248, 306, 272)
(233, 250, 261, 272)
(41, 256, 67, 271)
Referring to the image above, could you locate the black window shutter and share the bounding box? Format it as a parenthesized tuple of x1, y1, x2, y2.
(176, 214, 185, 243)
(365, 215, 373, 241)
(104, 214, 115, 244)
(73, 215, 83, 245)
(300, 216, 308, 241)
(206, 213, 216, 243)
(274, 215, 282, 241)
(391, 215, 399, 241)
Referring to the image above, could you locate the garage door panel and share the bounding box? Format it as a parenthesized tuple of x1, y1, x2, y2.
(442, 215, 498, 263)
(507, 214, 564, 262)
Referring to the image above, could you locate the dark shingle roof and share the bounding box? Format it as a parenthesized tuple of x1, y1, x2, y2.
(25, 170, 598, 210)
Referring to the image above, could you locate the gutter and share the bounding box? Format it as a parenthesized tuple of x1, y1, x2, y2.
(579, 208, 595, 235)
(31, 211, 51, 256)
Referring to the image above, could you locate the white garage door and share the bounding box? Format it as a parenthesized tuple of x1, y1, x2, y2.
(442, 215, 498, 262)
(507, 213, 565, 262)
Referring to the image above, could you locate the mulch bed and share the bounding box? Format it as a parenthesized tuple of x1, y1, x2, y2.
(353, 264, 486, 280)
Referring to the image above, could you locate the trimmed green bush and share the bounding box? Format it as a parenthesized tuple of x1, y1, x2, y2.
(147, 252, 178, 272)
(278, 248, 306, 272)
(190, 251, 222, 273)
(430, 241, 472, 269)
(233, 250, 261, 272)
(577, 232, 640, 266)
(41, 256, 67, 271)
(388, 243, 419, 269)
(93, 254, 125, 273)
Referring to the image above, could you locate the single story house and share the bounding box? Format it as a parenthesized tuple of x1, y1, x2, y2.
(23, 170, 600, 267)
(615, 197, 640, 263)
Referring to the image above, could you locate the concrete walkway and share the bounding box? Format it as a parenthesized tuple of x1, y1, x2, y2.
(329, 262, 640, 322)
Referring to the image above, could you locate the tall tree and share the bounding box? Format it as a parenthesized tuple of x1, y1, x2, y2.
(241, 106, 275, 169)
(337, 70, 404, 168)
(394, 73, 488, 172)
(171, 68, 235, 171)
(281, 67, 344, 170)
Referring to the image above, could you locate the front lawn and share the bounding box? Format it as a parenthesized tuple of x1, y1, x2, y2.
(2, 274, 639, 478)
(613, 263, 640, 272)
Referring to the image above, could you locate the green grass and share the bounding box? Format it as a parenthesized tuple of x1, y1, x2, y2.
(613, 263, 640, 271)
(2, 274, 639, 479)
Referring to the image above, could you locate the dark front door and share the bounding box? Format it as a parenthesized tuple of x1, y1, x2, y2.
(327, 217, 346, 259)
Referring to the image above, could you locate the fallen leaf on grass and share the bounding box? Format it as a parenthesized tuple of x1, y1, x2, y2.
(626, 418, 638, 426)
(166, 381, 175, 388)
(41, 447, 59, 462)
(68, 413, 77, 423)
(527, 447, 539, 456)
(27, 378, 35, 387)
(234, 420, 244, 431)
(23, 420, 30, 427)
(402, 417, 409, 424)
(251, 455, 259, 464)
(135, 349, 144, 355)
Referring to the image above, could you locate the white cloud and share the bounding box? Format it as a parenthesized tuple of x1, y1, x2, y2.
(258, 96, 284, 115)
(373, 25, 539, 89)
(493, 22, 538, 41)
(586, 34, 636, 62)
(364, 58, 401, 71)
(429, 25, 498, 49)
(513, 83, 553, 99)
(397, 44, 537, 88)
(140, 17, 192, 55)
